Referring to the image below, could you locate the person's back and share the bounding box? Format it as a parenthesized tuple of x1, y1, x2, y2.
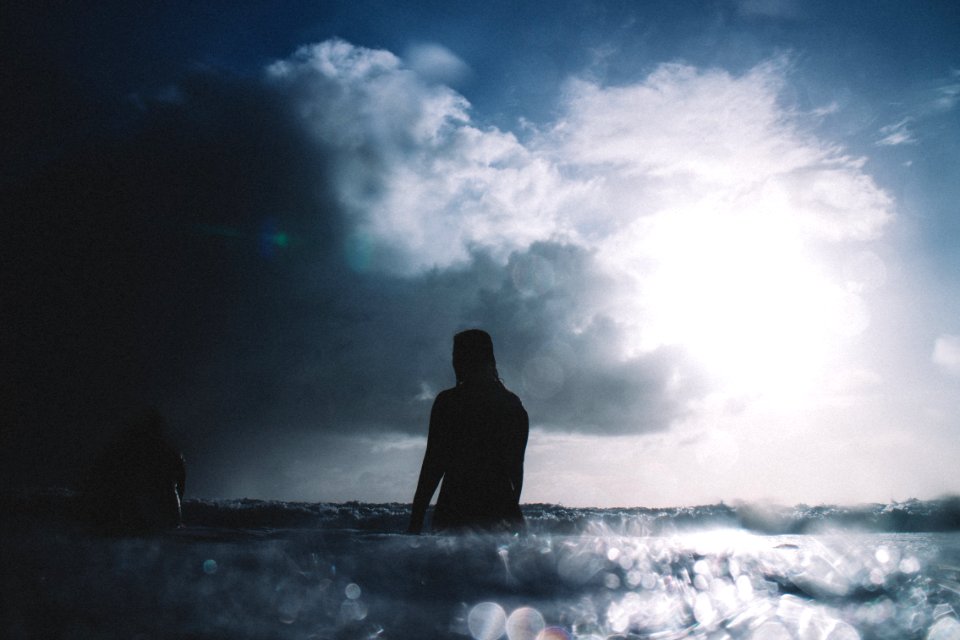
(409, 330, 529, 533)
(430, 378, 527, 530)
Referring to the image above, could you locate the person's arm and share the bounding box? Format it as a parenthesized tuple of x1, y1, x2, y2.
(408, 396, 447, 534)
(509, 405, 529, 504)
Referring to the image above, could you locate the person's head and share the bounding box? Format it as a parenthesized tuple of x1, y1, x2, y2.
(453, 329, 499, 384)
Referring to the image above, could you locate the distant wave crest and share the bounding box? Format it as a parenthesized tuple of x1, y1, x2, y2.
(6, 488, 960, 534)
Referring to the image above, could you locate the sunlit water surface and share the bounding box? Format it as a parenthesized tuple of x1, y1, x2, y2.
(4, 517, 960, 640)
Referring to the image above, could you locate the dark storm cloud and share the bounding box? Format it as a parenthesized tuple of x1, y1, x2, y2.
(237, 239, 706, 437)
(2, 68, 337, 485)
(2, 43, 705, 490)
(459, 243, 706, 433)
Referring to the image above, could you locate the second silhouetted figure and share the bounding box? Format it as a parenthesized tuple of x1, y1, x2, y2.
(409, 329, 529, 534)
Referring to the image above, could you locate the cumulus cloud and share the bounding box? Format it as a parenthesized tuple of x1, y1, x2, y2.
(241, 39, 896, 430)
(546, 61, 891, 243)
(267, 40, 577, 274)
(266, 43, 891, 285)
(5, 37, 899, 496)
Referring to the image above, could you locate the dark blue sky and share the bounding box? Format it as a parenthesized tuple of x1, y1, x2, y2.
(3, 0, 959, 505)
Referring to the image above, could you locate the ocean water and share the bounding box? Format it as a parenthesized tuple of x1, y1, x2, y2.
(4, 492, 960, 640)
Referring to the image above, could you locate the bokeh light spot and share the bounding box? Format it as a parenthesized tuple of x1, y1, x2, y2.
(927, 617, 960, 640)
(750, 621, 791, 640)
(340, 599, 368, 622)
(536, 627, 570, 640)
(469, 602, 507, 640)
(202, 559, 218, 574)
(506, 606, 545, 640)
(899, 556, 921, 573)
(693, 592, 716, 626)
(827, 621, 862, 640)
(276, 584, 302, 624)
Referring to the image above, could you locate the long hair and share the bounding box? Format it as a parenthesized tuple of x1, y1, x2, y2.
(453, 329, 500, 385)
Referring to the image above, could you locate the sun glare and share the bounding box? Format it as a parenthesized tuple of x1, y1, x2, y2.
(621, 202, 860, 398)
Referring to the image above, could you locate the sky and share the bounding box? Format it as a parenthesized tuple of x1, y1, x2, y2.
(3, 0, 959, 507)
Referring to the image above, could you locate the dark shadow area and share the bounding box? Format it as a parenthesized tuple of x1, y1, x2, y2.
(80, 409, 186, 532)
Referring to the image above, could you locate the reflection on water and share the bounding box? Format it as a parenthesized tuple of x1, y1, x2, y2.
(4, 519, 960, 640)
(442, 529, 960, 640)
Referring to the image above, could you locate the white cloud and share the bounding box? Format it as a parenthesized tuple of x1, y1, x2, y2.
(876, 73, 959, 146)
(877, 117, 916, 146)
(933, 334, 960, 376)
(269, 42, 892, 271)
(267, 39, 895, 399)
(268, 39, 580, 274)
(934, 81, 960, 112)
(539, 62, 892, 390)
(404, 43, 470, 84)
(198, 40, 953, 506)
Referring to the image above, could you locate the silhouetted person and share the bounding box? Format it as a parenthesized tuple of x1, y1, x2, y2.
(409, 330, 529, 534)
(82, 409, 186, 532)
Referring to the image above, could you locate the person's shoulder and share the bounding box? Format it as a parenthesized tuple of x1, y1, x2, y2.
(436, 386, 458, 398)
(499, 385, 527, 411)
(433, 387, 459, 406)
